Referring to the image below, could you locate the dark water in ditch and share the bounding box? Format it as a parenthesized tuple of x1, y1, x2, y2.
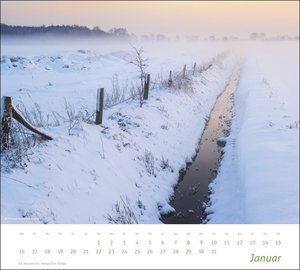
(161, 67, 240, 224)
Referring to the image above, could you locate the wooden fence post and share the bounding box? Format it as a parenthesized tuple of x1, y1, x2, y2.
(1, 96, 13, 150)
(168, 70, 173, 87)
(96, 88, 104, 125)
(193, 62, 196, 76)
(2, 96, 53, 150)
(143, 74, 150, 100)
(183, 64, 186, 78)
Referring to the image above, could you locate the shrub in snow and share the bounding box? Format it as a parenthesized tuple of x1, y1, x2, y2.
(16, 101, 49, 128)
(159, 157, 173, 172)
(105, 196, 138, 224)
(144, 149, 156, 176)
(286, 121, 299, 129)
(63, 99, 84, 136)
(1, 120, 42, 171)
(104, 74, 128, 109)
(171, 71, 194, 93)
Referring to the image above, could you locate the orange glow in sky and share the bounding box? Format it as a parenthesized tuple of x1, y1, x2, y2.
(1, 1, 299, 37)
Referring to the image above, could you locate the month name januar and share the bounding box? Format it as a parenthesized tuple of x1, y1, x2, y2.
(250, 254, 282, 263)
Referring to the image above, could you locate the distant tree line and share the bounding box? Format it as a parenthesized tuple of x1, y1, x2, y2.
(249, 32, 299, 41)
(0, 23, 131, 39)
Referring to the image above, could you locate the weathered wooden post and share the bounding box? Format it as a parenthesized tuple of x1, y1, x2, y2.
(96, 88, 104, 125)
(183, 64, 187, 78)
(168, 70, 173, 87)
(1, 96, 53, 147)
(1, 96, 13, 150)
(193, 62, 197, 76)
(143, 74, 150, 100)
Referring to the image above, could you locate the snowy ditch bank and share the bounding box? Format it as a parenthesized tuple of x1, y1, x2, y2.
(162, 66, 240, 224)
(205, 44, 299, 224)
(1, 53, 238, 224)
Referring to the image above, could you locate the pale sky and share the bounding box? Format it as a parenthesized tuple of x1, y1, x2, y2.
(1, 1, 299, 38)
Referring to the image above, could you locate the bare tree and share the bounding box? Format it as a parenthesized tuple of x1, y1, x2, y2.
(128, 45, 149, 107)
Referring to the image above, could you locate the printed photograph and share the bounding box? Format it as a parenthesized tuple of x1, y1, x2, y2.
(1, 1, 299, 224)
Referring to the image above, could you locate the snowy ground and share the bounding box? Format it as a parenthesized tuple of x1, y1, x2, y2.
(1, 39, 298, 224)
(206, 41, 299, 223)
(1, 39, 236, 223)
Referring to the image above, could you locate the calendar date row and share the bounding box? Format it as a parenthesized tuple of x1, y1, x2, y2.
(19, 248, 217, 255)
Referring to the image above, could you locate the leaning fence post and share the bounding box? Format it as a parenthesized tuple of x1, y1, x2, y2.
(168, 70, 173, 87)
(1, 96, 12, 150)
(183, 64, 186, 78)
(96, 88, 104, 125)
(143, 74, 150, 100)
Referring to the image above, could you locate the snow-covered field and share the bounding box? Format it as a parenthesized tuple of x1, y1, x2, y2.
(1, 39, 298, 224)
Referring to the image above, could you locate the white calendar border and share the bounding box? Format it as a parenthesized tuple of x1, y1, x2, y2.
(1, 224, 299, 269)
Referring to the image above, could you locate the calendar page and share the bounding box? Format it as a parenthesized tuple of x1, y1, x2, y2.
(1, 1, 299, 270)
(1, 224, 299, 269)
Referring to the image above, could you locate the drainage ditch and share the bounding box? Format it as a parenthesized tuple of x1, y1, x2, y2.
(161, 67, 240, 224)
